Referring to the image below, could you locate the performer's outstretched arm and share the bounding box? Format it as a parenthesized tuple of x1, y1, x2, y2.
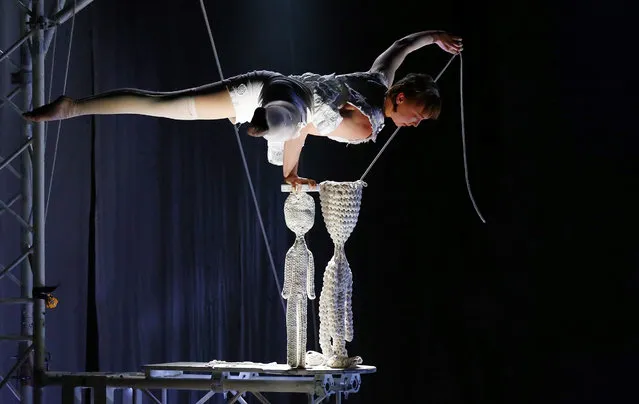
(369, 30, 463, 84)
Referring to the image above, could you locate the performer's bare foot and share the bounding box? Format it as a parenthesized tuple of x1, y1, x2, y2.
(22, 95, 76, 122)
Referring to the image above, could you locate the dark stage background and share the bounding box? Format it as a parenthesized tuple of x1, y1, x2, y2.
(1, 0, 636, 403)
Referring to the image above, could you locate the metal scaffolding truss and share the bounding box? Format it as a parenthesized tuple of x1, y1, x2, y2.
(1, 1, 377, 403)
(1, 1, 96, 403)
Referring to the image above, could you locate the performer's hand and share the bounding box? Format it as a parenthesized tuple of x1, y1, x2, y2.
(285, 174, 317, 191)
(434, 32, 463, 54)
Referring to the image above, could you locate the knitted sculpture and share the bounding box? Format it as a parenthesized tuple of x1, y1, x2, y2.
(281, 191, 316, 368)
(307, 180, 365, 368)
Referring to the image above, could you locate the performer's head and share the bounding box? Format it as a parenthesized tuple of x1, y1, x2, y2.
(384, 73, 441, 127)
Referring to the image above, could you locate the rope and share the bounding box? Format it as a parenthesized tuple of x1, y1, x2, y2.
(46, 28, 58, 105)
(360, 53, 486, 223)
(458, 53, 485, 223)
(434, 52, 457, 82)
(198, 0, 286, 314)
(45, 0, 76, 220)
(359, 127, 400, 181)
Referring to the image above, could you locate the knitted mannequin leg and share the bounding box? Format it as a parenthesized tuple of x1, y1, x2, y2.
(318, 258, 336, 358)
(331, 248, 348, 357)
(344, 259, 354, 342)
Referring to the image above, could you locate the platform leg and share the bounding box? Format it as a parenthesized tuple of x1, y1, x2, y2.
(122, 388, 133, 404)
(195, 391, 216, 404)
(91, 386, 114, 404)
(61, 385, 83, 403)
(251, 391, 271, 404)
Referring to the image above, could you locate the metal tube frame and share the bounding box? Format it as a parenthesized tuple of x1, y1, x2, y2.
(0, 1, 93, 403)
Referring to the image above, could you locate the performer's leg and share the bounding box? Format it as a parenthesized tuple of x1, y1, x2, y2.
(22, 71, 281, 123)
(22, 80, 234, 123)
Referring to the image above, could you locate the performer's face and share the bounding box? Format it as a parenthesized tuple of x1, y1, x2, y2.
(389, 93, 431, 127)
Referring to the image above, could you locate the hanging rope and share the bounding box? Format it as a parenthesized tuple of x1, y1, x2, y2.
(434, 52, 457, 82)
(458, 53, 485, 223)
(46, 25, 58, 107)
(360, 53, 486, 223)
(198, 0, 286, 314)
(45, 0, 77, 220)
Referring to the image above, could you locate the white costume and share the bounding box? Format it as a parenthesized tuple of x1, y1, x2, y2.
(226, 70, 389, 165)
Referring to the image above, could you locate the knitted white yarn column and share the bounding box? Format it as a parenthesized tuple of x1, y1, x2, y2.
(310, 180, 365, 369)
(281, 191, 316, 368)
